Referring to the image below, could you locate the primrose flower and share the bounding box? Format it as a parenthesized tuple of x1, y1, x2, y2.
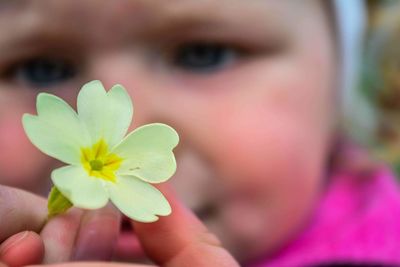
(22, 80, 179, 222)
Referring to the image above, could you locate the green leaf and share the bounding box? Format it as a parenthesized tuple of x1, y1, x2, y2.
(47, 186, 73, 218)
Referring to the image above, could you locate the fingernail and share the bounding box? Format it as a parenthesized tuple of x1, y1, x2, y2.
(0, 231, 29, 255)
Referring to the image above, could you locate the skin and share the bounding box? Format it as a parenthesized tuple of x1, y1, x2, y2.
(0, 186, 240, 266)
(0, 0, 336, 265)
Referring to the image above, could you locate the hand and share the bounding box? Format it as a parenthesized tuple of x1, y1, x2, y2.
(0, 184, 121, 265)
(1, 186, 240, 266)
(42, 187, 240, 267)
(0, 183, 130, 266)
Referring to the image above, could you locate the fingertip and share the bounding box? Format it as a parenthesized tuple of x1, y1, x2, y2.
(0, 231, 44, 267)
(133, 184, 200, 235)
(132, 185, 214, 262)
(132, 185, 239, 266)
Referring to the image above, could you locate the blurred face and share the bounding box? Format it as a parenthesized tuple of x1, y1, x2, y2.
(0, 0, 335, 263)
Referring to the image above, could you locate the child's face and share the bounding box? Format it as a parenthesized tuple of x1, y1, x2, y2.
(0, 0, 335, 262)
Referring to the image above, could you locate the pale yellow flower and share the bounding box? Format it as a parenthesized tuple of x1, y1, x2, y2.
(23, 80, 179, 222)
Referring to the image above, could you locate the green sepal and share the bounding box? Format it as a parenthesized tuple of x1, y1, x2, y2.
(47, 186, 73, 218)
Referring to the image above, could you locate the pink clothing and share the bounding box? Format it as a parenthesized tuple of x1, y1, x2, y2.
(249, 168, 400, 267)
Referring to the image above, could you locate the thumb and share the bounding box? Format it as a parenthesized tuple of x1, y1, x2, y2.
(0, 185, 47, 242)
(0, 185, 47, 266)
(0, 231, 44, 267)
(132, 186, 240, 267)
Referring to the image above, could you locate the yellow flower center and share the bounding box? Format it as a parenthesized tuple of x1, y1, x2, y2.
(81, 139, 122, 183)
(89, 159, 103, 171)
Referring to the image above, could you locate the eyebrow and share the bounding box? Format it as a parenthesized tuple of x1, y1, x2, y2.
(0, 0, 26, 12)
(138, 2, 284, 49)
(126, 1, 281, 38)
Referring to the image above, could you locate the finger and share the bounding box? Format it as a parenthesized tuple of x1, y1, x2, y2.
(0, 185, 47, 242)
(27, 263, 152, 267)
(72, 204, 121, 261)
(40, 208, 83, 263)
(132, 186, 240, 267)
(0, 231, 44, 267)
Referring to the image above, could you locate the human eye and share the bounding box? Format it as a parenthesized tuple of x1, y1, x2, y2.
(2, 56, 78, 89)
(169, 42, 239, 73)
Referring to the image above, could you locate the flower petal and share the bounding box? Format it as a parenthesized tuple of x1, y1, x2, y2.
(77, 80, 107, 144)
(106, 84, 133, 147)
(36, 93, 90, 146)
(108, 175, 171, 222)
(113, 123, 179, 183)
(77, 81, 133, 147)
(51, 165, 109, 209)
(22, 93, 89, 165)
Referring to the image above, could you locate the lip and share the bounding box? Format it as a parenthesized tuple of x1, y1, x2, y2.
(113, 217, 146, 261)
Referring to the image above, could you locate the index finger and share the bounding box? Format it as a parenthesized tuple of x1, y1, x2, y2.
(132, 186, 240, 267)
(0, 185, 47, 241)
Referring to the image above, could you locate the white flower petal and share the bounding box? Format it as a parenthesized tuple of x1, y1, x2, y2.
(106, 84, 133, 147)
(37, 93, 90, 146)
(23, 115, 81, 165)
(77, 81, 133, 147)
(113, 123, 179, 183)
(51, 165, 109, 209)
(108, 175, 171, 222)
(77, 80, 107, 144)
(22, 93, 90, 165)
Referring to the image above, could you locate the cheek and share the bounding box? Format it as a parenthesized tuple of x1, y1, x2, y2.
(215, 100, 329, 187)
(0, 92, 52, 192)
(205, 65, 331, 188)
(215, 104, 325, 232)
(199, 69, 332, 257)
(210, 114, 325, 259)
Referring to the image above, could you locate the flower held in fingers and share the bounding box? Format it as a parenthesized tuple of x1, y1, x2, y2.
(22, 80, 179, 222)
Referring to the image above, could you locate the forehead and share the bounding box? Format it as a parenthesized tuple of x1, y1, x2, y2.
(0, 0, 324, 55)
(0, 0, 300, 16)
(0, 0, 317, 29)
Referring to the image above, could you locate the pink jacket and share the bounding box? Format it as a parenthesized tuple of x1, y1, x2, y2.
(249, 167, 400, 267)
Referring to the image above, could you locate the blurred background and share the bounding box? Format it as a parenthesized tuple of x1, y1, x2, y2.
(363, 0, 400, 175)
